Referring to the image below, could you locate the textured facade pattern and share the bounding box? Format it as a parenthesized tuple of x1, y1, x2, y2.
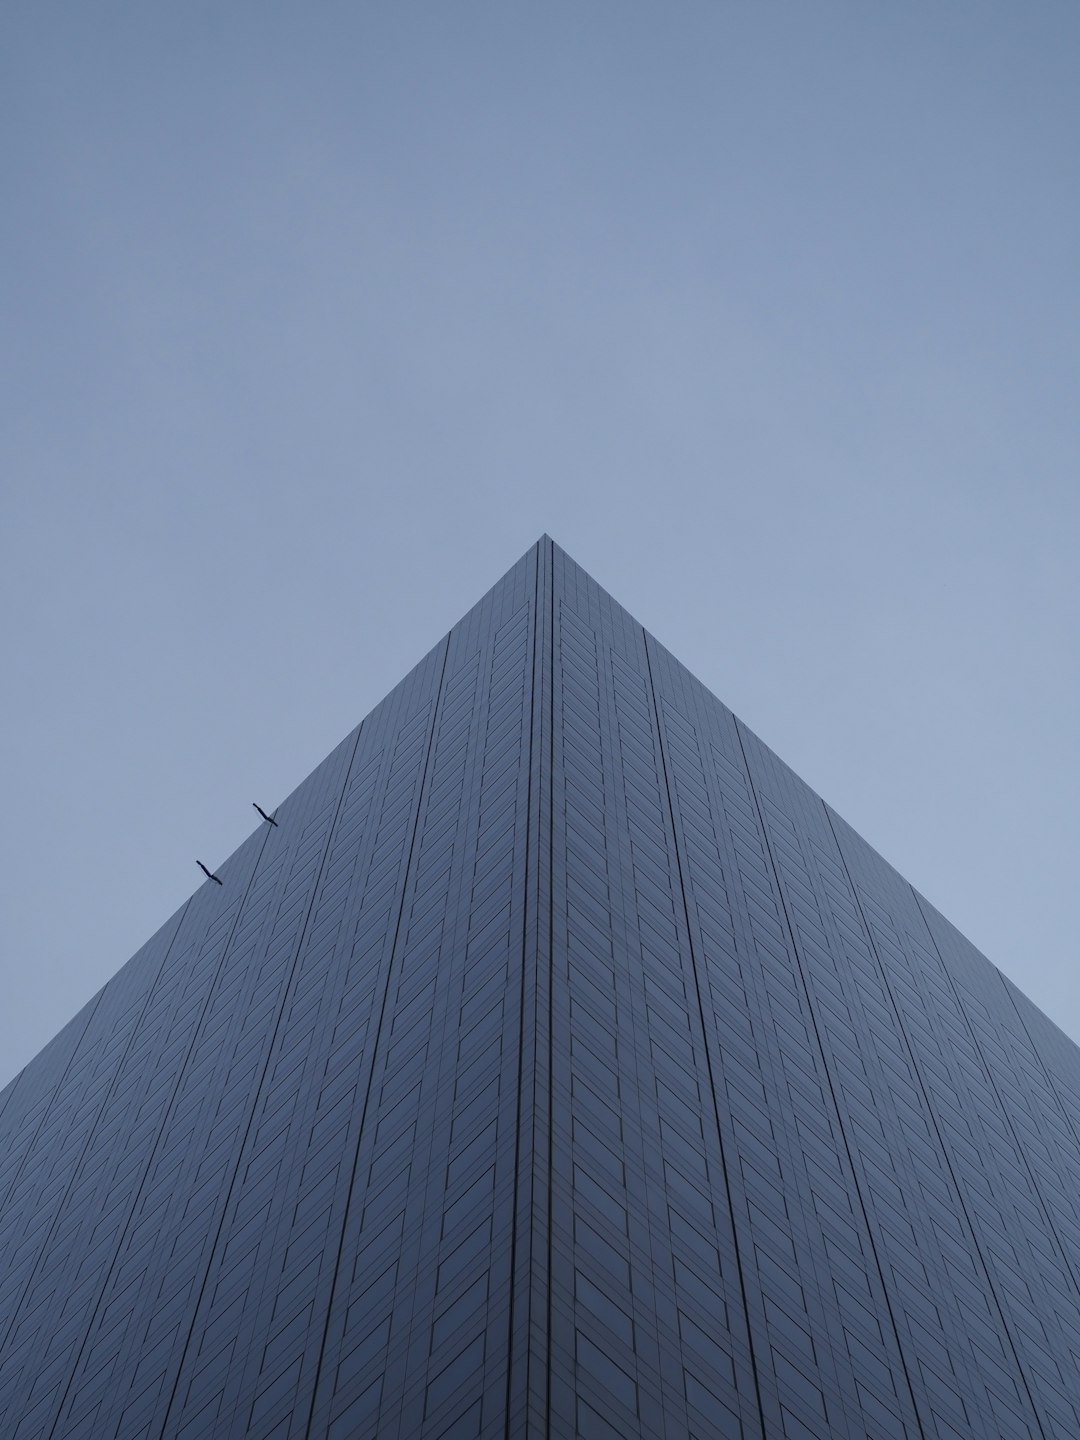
(2, 536, 1079, 1440)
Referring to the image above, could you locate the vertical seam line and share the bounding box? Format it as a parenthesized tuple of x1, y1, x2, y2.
(912, 887, 1080, 1302)
(545, 540, 555, 1438)
(302, 636, 451, 1435)
(0, 965, 110, 1215)
(504, 543, 542, 1438)
(911, 888, 1080, 1402)
(998, 967, 1080, 1167)
(43, 897, 198, 1438)
(0, 901, 191, 1372)
(735, 724, 928, 1440)
(642, 639, 767, 1433)
(47, 830, 273, 1440)
(822, 803, 1043, 1438)
(159, 726, 364, 1437)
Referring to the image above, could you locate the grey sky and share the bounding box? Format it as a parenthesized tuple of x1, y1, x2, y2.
(2, 4, 1077, 1086)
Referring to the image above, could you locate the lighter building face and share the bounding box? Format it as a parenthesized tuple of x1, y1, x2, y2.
(1, 537, 1079, 1440)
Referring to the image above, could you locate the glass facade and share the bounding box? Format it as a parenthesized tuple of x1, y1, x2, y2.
(2, 535, 1079, 1439)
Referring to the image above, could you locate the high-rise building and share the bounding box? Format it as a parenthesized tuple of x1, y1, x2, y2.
(2, 536, 1078, 1440)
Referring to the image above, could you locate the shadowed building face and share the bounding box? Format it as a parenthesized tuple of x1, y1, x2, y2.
(0, 537, 1077, 1440)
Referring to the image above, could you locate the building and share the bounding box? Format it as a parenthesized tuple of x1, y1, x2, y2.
(1, 535, 1079, 1440)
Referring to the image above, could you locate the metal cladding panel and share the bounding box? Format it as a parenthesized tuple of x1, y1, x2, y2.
(1, 536, 1078, 1439)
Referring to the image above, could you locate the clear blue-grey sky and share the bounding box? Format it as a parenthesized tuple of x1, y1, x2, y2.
(2, 4, 1078, 1086)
